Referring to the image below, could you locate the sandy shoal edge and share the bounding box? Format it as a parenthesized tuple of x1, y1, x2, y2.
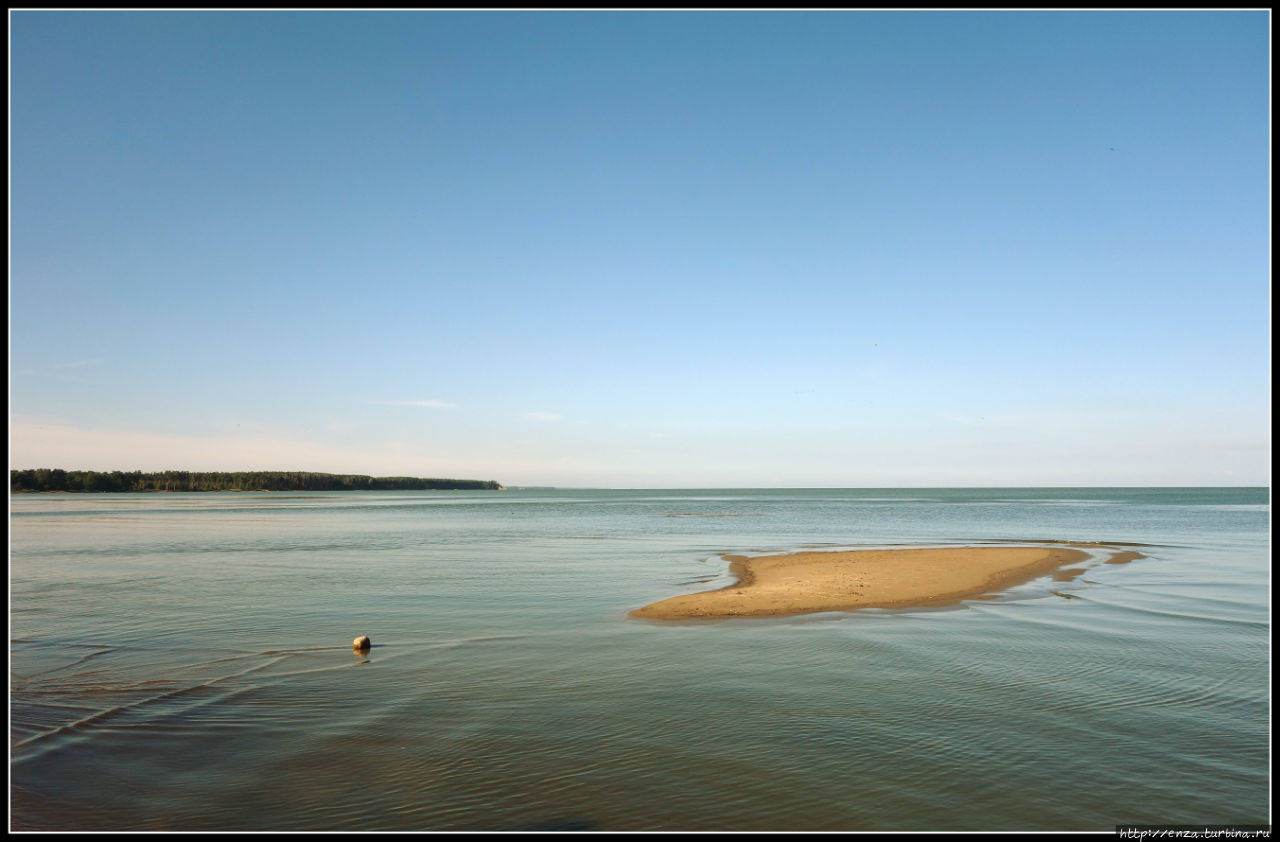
(628, 546, 1096, 620)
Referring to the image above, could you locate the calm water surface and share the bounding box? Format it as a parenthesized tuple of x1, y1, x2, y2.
(9, 488, 1271, 830)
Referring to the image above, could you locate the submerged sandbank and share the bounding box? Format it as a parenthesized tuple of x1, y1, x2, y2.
(629, 545, 1100, 620)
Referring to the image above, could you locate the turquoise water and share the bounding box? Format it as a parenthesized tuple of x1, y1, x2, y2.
(9, 488, 1270, 830)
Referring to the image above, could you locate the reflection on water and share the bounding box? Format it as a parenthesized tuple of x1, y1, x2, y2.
(9, 488, 1270, 831)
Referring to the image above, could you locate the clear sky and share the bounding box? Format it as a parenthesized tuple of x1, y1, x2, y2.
(9, 10, 1271, 488)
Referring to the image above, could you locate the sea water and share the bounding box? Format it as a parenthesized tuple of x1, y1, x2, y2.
(8, 488, 1270, 830)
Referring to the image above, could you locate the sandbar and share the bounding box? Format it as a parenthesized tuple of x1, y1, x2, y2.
(629, 546, 1093, 620)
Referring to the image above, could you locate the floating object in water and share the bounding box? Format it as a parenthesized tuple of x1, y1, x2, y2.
(353, 635, 371, 651)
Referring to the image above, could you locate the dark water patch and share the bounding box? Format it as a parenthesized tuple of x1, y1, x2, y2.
(522, 818, 600, 831)
(13, 681, 262, 760)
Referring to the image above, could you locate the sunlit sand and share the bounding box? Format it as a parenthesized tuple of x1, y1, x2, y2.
(629, 546, 1098, 620)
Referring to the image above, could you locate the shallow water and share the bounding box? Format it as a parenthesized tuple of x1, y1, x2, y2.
(9, 487, 1270, 830)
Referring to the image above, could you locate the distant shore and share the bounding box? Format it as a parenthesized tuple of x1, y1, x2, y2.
(629, 545, 1117, 620)
(9, 469, 503, 494)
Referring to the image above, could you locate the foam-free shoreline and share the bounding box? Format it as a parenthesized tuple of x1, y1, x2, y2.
(629, 546, 1098, 620)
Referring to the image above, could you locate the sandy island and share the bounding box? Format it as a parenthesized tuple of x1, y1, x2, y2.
(629, 546, 1101, 620)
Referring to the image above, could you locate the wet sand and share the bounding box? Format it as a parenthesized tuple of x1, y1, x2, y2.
(629, 546, 1094, 620)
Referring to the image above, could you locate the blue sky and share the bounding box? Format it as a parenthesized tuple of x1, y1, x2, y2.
(10, 11, 1270, 487)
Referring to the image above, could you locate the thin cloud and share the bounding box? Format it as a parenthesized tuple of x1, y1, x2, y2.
(523, 412, 562, 422)
(381, 399, 458, 410)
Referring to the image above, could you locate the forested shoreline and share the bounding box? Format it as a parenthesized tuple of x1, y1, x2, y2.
(10, 469, 503, 493)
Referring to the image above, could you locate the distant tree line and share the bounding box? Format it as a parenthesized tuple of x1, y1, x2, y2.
(10, 469, 503, 493)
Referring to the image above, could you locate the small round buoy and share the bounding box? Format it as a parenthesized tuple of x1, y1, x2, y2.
(353, 635, 371, 651)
